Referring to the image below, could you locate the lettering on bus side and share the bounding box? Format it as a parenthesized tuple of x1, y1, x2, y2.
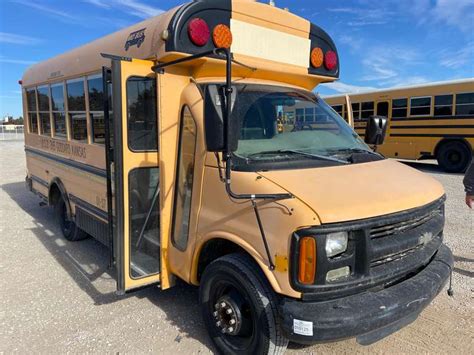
(40, 137, 87, 159)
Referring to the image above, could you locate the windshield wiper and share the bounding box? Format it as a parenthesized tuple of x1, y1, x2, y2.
(328, 148, 382, 157)
(246, 149, 349, 164)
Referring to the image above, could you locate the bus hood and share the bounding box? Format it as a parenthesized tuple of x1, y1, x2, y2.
(258, 159, 445, 224)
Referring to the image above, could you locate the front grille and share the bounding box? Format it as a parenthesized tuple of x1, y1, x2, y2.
(370, 207, 443, 239)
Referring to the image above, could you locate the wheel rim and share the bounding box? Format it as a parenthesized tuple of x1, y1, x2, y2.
(208, 279, 257, 351)
(447, 150, 461, 164)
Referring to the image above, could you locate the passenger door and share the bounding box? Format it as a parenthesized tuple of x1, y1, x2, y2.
(109, 58, 161, 293)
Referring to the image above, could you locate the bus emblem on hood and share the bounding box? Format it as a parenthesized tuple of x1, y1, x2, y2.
(125, 28, 146, 51)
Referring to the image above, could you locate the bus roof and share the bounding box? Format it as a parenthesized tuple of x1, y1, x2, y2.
(322, 78, 474, 99)
(22, 0, 340, 90)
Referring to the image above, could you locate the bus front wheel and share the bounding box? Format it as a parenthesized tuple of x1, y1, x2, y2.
(437, 141, 472, 173)
(199, 253, 288, 355)
(54, 197, 88, 242)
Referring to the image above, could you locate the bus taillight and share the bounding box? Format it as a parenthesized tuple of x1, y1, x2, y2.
(188, 18, 210, 46)
(324, 50, 337, 71)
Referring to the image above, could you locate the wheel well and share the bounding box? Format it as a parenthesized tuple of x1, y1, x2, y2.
(196, 238, 248, 282)
(434, 138, 472, 158)
(49, 183, 62, 206)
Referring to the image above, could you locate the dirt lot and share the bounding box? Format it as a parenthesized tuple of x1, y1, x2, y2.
(1, 140, 472, 354)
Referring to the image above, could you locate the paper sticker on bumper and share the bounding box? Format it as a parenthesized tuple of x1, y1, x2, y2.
(293, 319, 313, 336)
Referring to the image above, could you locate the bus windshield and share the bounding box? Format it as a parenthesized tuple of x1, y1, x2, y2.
(228, 84, 374, 170)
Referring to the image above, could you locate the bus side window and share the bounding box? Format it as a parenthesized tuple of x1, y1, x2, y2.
(37, 85, 51, 136)
(172, 106, 197, 251)
(456, 92, 474, 116)
(26, 88, 38, 134)
(434, 95, 453, 117)
(87, 75, 107, 144)
(410, 97, 431, 116)
(360, 102, 374, 119)
(67, 78, 87, 142)
(392, 98, 408, 118)
(126, 76, 158, 151)
(352, 103, 360, 120)
(51, 83, 67, 139)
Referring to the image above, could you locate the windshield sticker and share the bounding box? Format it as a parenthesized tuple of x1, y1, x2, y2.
(125, 28, 146, 51)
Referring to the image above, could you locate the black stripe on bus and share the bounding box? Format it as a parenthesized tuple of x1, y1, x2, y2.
(390, 125, 474, 129)
(391, 115, 474, 121)
(390, 133, 474, 138)
(25, 147, 107, 178)
(69, 194, 108, 221)
(31, 175, 49, 188)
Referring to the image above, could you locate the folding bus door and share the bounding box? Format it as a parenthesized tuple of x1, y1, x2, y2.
(109, 58, 161, 293)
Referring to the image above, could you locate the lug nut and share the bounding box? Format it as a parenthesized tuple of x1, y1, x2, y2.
(226, 308, 233, 314)
(216, 321, 221, 327)
(220, 302, 226, 308)
(229, 319, 236, 325)
(228, 327, 234, 333)
(213, 311, 218, 317)
(221, 328, 226, 334)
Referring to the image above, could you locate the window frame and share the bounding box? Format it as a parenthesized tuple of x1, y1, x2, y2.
(37, 85, 52, 137)
(126, 75, 158, 153)
(391, 97, 408, 119)
(360, 101, 374, 120)
(66, 77, 88, 143)
(171, 105, 198, 252)
(26, 87, 39, 134)
(86, 73, 104, 145)
(433, 94, 453, 117)
(351, 102, 361, 121)
(455, 91, 474, 117)
(50, 81, 68, 139)
(409, 96, 432, 117)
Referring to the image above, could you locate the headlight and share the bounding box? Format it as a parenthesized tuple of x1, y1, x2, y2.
(325, 231, 348, 257)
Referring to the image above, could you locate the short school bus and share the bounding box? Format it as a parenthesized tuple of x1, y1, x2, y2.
(324, 79, 474, 173)
(21, 0, 454, 353)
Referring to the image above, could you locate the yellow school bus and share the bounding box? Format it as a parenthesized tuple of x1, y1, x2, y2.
(324, 79, 474, 172)
(22, 1, 453, 353)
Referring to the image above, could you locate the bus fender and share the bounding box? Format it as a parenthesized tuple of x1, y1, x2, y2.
(191, 233, 286, 295)
(48, 177, 72, 218)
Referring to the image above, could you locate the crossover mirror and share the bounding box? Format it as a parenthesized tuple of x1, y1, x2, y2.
(364, 115, 388, 146)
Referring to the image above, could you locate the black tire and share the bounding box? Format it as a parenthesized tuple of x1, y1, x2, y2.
(54, 197, 88, 241)
(437, 141, 472, 173)
(199, 253, 288, 355)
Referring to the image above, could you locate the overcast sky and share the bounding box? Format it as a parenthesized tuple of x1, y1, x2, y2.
(0, 0, 473, 117)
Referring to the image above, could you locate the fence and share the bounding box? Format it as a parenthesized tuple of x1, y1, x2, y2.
(0, 125, 24, 141)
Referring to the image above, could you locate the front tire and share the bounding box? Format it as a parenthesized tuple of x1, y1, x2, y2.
(54, 197, 88, 241)
(437, 141, 472, 173)
(199, 254, 288, 355)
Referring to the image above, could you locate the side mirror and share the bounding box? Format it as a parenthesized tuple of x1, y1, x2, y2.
(204, 85, 238, 152)
(364, 115, 387, 145)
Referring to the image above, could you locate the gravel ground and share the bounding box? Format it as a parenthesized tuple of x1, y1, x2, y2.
(1, 140, 472, 354)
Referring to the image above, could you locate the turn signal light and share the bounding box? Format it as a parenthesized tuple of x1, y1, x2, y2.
(213, 24, 233, 48)
(310, 47, 324, 68)
(188, 18, 210, 46)
(324, 50, 338, 71)
(298, 237, 316, 285)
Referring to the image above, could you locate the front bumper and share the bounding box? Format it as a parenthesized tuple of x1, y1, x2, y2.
(279, 244, 453, 345)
